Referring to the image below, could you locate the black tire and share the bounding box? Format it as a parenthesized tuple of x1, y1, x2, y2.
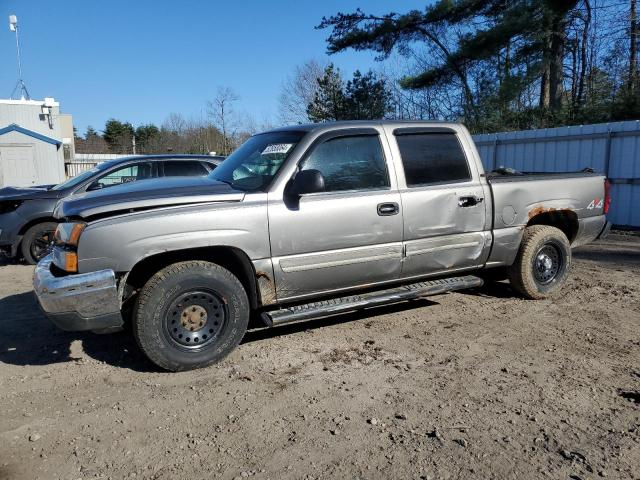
(133, 261, 250, 371)
(21, 222, 57, 265)
(508, 225, 571, 299)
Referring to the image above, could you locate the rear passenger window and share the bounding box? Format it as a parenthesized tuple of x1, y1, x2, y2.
(301, 135, 389, 192)
(395, 133, 471, 186)
(163, 161, 208, 177)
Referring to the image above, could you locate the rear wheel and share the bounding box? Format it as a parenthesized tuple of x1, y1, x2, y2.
(133, 261, 249, 371)
(508, 225, 571, 299)
(21, 222, 57, 265)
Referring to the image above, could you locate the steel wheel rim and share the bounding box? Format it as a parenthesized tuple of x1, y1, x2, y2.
(164, 290, 227, 349)
(533, 243, 562, 285)
(30, 228, 55, 261)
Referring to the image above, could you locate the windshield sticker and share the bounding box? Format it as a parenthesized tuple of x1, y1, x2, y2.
(262, 143, 293, 155)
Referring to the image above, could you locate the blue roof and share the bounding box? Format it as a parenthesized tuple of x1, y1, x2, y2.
(0, 123, 62, 147)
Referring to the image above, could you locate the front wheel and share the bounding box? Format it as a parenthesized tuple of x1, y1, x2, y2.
(21, 222, 57, 265)
(133, 261, 250, 371)
(508, 225, 571, 299)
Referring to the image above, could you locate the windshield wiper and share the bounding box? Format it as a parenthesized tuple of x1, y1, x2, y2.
(212, 178, 234, 187)
(212, 177, 249, 192)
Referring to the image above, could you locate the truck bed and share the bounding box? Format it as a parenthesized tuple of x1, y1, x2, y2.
(487, 170, 607, 233)
(486, 170, 602, 183)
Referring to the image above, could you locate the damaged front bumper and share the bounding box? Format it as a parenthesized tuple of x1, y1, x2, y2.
(33, 254, 123, 333)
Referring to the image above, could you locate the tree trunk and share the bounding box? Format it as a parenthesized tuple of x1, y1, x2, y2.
(577, 0, 591, 106)
(549, 16, 566, 112)
(630, 0, 638, 93)
(571, 39, 578, 111)
(540, 32, 552, 110)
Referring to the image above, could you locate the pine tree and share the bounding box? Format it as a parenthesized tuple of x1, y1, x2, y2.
(307, 65, 392, 122)
(307, 65, 347, 122)
(317, 0, 579, 119)
(344, 70, 392, 120)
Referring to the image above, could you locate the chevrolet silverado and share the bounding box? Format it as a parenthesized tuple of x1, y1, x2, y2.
(33, 121, 611, 371)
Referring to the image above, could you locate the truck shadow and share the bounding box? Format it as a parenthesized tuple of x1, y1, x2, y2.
(461, 280, 518, 299)
(0, 291, 440, 371)
(242, 298, 439, 344)
(0, 291, 158, 372)
(573, 246, 640, 266)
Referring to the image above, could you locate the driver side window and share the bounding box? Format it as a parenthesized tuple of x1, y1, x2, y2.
(89, 162, 154, 190)
(300, 135, 389, 193)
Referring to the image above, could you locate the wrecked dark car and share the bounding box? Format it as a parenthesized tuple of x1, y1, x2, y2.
(0, 154, 222, 263)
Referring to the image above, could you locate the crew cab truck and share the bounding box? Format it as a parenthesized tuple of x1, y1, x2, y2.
(33, 121, 611, 371)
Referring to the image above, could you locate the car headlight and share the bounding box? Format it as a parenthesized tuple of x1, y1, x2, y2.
(52, 222, 86, 272)
(53, 222, 86, 247)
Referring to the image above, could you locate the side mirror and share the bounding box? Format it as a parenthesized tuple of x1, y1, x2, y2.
(289, 169, 325, 196)
(87, 182, 103, 191)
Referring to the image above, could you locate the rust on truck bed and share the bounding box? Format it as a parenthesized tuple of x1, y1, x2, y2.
(527, 205, 575, 220)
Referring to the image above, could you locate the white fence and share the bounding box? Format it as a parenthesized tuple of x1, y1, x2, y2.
(65, 161, 98, 178)
(473, 120, 640, 228)
(65, 154, 135, 178)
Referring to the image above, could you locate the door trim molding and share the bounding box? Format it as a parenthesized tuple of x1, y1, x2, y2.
(281, 251, 399, 273)
(276, 243, 403, 273)
(407, 241, 481, 257)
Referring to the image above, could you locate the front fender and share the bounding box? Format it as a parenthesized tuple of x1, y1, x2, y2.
(77, 199, 270, 273)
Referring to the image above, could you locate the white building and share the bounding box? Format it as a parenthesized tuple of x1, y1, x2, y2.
(0, 98, 74, 187)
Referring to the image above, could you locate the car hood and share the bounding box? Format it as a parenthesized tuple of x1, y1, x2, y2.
(0, 185, 65, 201)
(55, 176, 245, 219)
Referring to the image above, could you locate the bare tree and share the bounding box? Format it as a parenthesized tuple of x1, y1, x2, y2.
(278, 59, 327, 124)
(207, 87, 240, 155)
(163, 112, 187, 135)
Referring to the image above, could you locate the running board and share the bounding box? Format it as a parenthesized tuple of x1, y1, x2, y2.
(261, 275, 483, 327)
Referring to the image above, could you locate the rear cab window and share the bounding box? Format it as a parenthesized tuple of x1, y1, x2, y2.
(394, 130, 471, 187)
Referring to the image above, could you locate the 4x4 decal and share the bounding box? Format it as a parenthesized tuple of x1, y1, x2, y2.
(587, 198, 604, 210)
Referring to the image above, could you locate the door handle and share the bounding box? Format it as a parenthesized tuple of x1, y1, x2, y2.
(458, 195, 484, 207)
(377, 202, 400, 216)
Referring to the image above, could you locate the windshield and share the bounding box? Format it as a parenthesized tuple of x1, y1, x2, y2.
(51, 165, 105, 191)
(210, 131, 306, 191)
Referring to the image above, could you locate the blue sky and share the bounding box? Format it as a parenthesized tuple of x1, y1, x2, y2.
(0, 0, 427, 134)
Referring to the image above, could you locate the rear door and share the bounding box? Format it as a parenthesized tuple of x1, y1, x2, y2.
(386, 126, 490, 278)
(268, 128, 403, 301)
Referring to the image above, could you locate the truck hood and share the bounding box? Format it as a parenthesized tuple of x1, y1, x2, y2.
(0, 185, 65, 201)
(55, 176, 245, 220)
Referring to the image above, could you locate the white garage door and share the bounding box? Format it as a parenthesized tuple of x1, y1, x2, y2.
(0, 145, 36, 187)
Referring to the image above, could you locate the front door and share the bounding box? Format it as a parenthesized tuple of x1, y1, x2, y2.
(387, 127, 490, 278)
(0, 145, 36, 187)
(268, 130, 403, 301)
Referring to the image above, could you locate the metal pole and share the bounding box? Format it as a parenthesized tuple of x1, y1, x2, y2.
(604, 129, 612, 178)
(492, 136, 499, 170)
(14, 25, 22, 81)
(10, 23, 30, 100)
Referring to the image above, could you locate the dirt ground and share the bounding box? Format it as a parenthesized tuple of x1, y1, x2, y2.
(0, 234, 638, 480)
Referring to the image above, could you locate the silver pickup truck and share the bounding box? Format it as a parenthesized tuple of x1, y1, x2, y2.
(33, 121, 611, 371)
